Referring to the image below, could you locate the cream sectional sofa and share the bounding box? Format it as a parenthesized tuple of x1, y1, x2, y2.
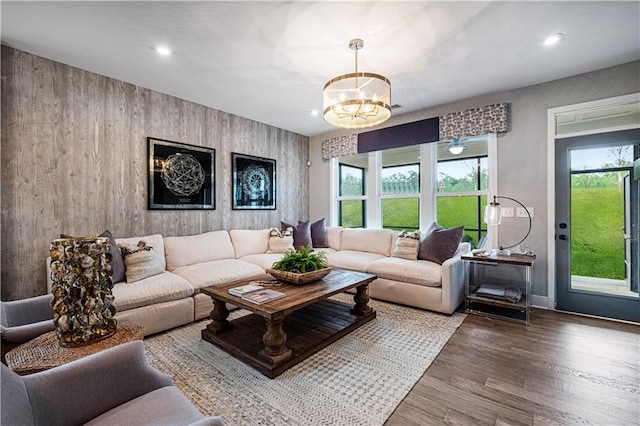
(47, 227, 470, 336)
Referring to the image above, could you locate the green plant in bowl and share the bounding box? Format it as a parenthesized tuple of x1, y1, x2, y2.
(271, 246, 329, 273)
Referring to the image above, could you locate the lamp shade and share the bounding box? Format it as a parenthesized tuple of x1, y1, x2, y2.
(484, 203, 502, 225)
(323, 73, 391, 129)
(323, 39, 391, 129)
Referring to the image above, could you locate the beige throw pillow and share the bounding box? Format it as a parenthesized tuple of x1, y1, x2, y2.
(266, 227, 294, 254)
(119, 241, 164, 283)
(392, 230, 421, 260)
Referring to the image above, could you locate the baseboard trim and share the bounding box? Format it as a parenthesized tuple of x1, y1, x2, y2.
(531, 295, 548, 310)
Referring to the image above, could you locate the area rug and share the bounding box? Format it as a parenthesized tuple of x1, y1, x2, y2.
(144, 294, 465, 426)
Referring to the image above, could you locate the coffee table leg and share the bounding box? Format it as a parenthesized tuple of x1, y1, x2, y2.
(206, 299, 231, 334)
(258, 316, 292, 365)
(351, 284, 374, 316)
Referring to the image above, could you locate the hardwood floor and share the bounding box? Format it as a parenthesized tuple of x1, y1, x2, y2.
(386, 309, 639, 426)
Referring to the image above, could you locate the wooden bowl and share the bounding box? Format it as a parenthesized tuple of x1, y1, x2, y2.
(266, 267, 332, 285)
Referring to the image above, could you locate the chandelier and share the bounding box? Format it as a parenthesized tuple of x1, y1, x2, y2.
(323, 39, 391, 129)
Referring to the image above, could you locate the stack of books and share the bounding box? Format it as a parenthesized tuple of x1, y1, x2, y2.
(228, 283, 285, 305)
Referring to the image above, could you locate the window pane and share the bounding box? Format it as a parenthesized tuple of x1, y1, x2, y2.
(339, 200, 365, 228)
(437, 195, 487, 248)
(437, 157, 488, 192)
(571, 145, 633, 170)
(339, 165, 365, 196)
(381, 145, 420, 194)
(382, 164, 419, 194)
(382, 198, 419, 231)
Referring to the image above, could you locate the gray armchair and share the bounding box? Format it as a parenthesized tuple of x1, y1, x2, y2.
(1, 294, 55, 363)
(1, 340, 225, 425)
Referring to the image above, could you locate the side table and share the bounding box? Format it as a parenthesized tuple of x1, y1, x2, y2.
(5, 319, 145, 375)
(462, 252, 535, 325)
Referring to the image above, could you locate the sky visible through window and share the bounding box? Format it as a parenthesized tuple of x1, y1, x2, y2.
(571, 145, 633, 170)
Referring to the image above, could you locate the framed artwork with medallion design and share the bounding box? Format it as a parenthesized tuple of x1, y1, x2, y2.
(232, 153, 276, 210)
(148, 137, 215, 210)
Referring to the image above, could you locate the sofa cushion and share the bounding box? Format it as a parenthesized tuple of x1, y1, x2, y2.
(418, 223, 464, 264)
(391, 230, 421, 260)
(266, 228, 294, 253)
(366, 257, 442, 287)
(340, 228, 393, 256)
(164, 231, 235, 271)
(116, 234, 166, 270)
(325, 250, 386, 271)
(281, 220, 312, 249)
(327, 227, 343, 250)
(309, 218, 329, 248)
(173, 259, 266, 290)
(229, 229, 270, 258)
(112, 272, 194, 312)
(239, 253, 286, 271)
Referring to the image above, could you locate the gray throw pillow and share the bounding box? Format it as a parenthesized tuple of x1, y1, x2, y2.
(305, 218, 328, 248)
(59, 230, 126, 283)
(281, 220, 312, 250)
(418, 222, 464, 264)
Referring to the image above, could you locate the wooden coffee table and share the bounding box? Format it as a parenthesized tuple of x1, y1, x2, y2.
(201, 269, 377, 378)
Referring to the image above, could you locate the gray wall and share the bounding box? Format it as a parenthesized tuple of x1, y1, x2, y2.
(309, 61, 640, 302)
(1, 47, 309, 300)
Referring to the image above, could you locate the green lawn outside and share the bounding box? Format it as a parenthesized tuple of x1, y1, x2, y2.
(571, 185, 625, 279)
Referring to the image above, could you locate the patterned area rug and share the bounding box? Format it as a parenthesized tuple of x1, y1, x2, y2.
(144, 294, 465, 426)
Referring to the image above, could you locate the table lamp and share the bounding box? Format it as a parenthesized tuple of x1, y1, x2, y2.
(484, 195, 532, 252)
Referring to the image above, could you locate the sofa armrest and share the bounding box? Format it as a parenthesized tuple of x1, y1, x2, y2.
(439, 243, 471, 314)
(1, 294, 53, 328)
(22, 341, 173, 426)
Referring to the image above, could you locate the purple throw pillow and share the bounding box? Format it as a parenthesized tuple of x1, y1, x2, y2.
(281, 220, 312, 250)
(303, 218, 328, 248)
(418, 222, 464, 264)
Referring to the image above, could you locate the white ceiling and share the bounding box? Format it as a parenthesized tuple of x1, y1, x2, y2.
(1, 1, 639, 137)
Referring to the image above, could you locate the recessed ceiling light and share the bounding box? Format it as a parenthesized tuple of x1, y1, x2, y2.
(309, 109, 319, 117)
(544, 33, 564, 46)
(155, 46, 172, 56)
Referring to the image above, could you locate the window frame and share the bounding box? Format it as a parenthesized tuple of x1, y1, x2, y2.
(337, 162, 367, 228)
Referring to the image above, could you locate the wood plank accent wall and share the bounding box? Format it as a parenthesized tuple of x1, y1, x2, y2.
(1, 47, 309, 300)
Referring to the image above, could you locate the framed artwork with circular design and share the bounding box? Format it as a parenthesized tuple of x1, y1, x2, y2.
(232, 152, 276, 210)
(148, 137, 215, 210)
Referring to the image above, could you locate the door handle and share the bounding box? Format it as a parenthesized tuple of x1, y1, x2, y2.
(558, 234, 568, 240)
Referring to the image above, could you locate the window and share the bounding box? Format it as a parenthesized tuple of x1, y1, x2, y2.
(331, 135, 495, 243)
(338, 157, 367, 228)
(381, 146, 420, 231)
(436, 139, 489, 248)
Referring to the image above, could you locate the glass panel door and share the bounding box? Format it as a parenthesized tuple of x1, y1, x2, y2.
(555, 129, 639, 322)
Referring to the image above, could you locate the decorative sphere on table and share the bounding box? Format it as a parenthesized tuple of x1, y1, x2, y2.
(49, 237, 117, 347)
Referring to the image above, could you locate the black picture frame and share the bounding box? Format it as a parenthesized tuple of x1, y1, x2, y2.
(232, 153, 276, 210)
(148, 137, 215, 210)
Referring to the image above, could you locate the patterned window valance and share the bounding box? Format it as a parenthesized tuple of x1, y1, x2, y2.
(321, 135, 358, 162)
(439, 103, 508, 140)
(321, 103, 509, 161)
